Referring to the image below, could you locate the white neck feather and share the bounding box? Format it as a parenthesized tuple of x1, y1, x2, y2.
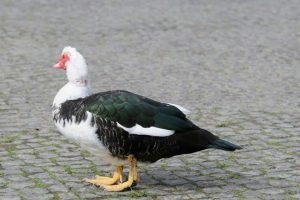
(66, 53, 88, 85)
(53, 82, 91, 107)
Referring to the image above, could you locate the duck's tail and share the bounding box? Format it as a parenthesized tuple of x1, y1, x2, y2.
(208, 139, 242, 151)
(177, 128, 242, 153)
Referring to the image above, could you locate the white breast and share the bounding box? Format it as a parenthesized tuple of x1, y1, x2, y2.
(54, 111, 128, 166)
(54, 112, 98, 145)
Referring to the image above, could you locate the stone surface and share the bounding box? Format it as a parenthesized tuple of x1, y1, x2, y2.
(0, 0, 299, 199)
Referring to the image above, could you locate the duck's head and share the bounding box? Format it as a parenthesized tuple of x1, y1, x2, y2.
(53, 46, 88, 86)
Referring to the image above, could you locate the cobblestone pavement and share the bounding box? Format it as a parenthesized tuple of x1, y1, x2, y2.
(1, 0, 300, 199)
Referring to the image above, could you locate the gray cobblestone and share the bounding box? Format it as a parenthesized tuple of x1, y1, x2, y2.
(1, 0, 300, 199)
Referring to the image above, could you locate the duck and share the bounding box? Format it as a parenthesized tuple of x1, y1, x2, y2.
(52, 46, 242, 192)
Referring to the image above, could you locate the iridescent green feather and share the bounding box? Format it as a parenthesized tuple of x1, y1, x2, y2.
(83, 90, 197, 132)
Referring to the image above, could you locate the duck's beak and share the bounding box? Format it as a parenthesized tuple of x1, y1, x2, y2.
(52, 53, 69, 70)
(52, 62, 66, 70)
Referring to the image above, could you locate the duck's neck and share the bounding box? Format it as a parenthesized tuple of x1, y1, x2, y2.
(53, 81, 91, 108)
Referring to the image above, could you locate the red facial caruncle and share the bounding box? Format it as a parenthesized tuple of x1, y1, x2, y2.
(53, 53, 70, 70)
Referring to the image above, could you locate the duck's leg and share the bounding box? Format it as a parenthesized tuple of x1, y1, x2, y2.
(132, 159, 140, 182)
(85, 166, 123, 186)
(102, 155, 138, 192)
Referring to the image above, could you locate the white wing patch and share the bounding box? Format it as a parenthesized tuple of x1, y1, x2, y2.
(117, 123, 175, 137)
(167, 103, 192, 115)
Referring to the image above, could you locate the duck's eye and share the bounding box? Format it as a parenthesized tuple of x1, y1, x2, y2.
(60, 54, 70, 61)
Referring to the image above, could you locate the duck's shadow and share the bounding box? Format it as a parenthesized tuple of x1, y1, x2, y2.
(136, 165, 245, 191)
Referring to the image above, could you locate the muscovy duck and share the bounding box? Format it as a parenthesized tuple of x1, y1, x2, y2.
(52, 47, 242, 192)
